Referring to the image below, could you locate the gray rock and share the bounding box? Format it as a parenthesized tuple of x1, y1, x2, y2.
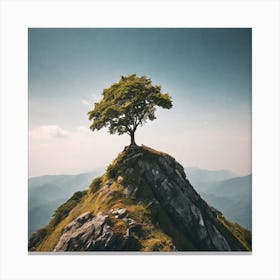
(123, 187, 131, 198)
(131, 187, 138, 199)
(125, 168, 134, 175)
(54, 212, 113, 251)
(127, 145, 247, 251)
(54, 212, 138, 251)
(123, 153, 143, 163)
(122, 184, 138, 198)
(117, 176, 124, 183)
(127, 218, 136, 225)
(110, 208, 128, 219)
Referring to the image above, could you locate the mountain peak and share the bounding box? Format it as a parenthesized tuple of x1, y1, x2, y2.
(29, 145, 251, 252)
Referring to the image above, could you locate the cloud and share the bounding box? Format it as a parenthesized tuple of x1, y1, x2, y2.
(28, 124, 126, 177)
(29, 125, 69, 139)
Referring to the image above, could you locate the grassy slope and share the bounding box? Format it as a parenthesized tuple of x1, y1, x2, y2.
(217, 214, 251, 251)
(31, 147, 251, 252)
(34, 174, 178, 251)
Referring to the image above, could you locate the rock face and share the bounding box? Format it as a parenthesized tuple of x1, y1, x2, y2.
(54, 212, 139, 251)
(30, 145, 250, 252)
(110, 145, 247, 251)
(110, 208, 128, 219)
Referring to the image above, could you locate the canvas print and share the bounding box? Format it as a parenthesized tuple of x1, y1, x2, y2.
(28, 28, 252, 252)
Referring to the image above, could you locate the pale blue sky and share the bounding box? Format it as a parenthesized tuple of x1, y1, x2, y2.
(28, 28, 251, 177)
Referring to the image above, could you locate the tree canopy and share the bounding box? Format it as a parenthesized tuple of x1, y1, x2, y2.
(88, 74, 172, 145)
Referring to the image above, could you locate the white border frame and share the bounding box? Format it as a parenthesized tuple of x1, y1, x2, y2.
(1, 0, 279, 279)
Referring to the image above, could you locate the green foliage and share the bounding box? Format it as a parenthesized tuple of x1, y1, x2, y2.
(106, 163, 118, 179)
(28, 227, 48, 251)
(143, 238, 163, 251)
(88, 74, 172, 144)
(51, 190, 87, 227)
(89, 176, 103, 193)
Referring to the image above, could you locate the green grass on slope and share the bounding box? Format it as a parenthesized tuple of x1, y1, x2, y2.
(32, 170, 178, 251)
(31, 148, 196, 252)
(30, 146, 251, 252)
(217, 214, 252, 251)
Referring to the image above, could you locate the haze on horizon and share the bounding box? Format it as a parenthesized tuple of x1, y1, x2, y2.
(28, 28, 251, 178)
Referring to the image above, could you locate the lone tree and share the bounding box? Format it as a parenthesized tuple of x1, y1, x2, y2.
(88, 74, 172, 146)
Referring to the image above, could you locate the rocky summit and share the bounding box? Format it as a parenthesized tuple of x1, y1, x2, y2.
(29, 145, 251, 252)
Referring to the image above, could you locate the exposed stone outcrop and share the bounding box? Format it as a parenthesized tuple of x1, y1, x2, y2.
(110, 208, 128, 219)
(111, 145, 247, 251)
(34, 144, 250, 252)
(54, 212, 139, 251)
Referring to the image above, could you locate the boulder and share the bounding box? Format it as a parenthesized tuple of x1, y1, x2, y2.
(54, 212, 137, 251)
(110, 208, 128, 219)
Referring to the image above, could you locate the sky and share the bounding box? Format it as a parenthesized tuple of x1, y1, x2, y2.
(28, 28, 251, 177)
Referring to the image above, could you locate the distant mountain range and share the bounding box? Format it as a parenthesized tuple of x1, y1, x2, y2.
(185, 168, 251, 229)
(28, 167, 251, 237)
(185, 167, 238, 192)
(197, 175, 252, 229)
(28, 170, 103, 236)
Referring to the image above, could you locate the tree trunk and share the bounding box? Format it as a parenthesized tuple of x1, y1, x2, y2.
(130, 131, 136, 146)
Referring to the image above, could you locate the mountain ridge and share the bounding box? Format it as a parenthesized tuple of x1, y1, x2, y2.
(29, 145, 251, 252)
(29, 166, 245, 236)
